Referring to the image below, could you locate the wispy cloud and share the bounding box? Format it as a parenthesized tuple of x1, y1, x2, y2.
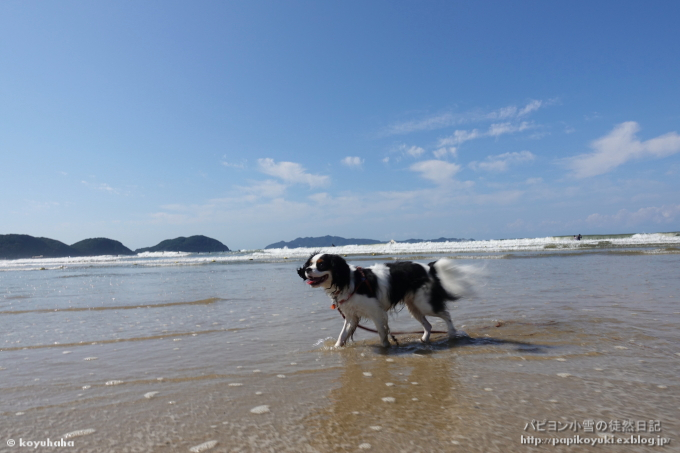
(236, 179, 287, 200)
(385, 99, 548, 136)
(469, 150, 536, 172)
(81, 180, 121, 194)
(438, 121, 535, 147)
(221, 158, 247, 169)
(384, 144, 427, 163)
(487, 121, 533, 137)
(518, 100, 542, 116)
(257, 158, 329, 188)
(438, 129, 482, 147)
(566, 122, 680, 178)
(433, 147, 457, 159)
(410, 159, 461, 185)
(385, 113, 459, 136)
(341, 156, 364, 168)
(585, 204, 680, 227)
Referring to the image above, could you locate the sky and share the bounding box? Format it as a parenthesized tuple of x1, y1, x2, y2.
(1, 1, 679, 250)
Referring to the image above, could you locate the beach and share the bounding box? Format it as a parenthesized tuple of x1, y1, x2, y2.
(1, 234, 679, 452)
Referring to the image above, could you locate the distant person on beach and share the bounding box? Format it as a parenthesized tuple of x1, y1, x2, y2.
(577, 234, 582, 241)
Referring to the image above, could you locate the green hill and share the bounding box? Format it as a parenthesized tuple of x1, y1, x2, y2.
(0, 234, 79, 259)
(71, 238, 135, 256)
(135, 235, 230, 253)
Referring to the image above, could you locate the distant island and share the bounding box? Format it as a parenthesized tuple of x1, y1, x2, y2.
(0, 234, 79, 260)
(264, 235, 474, 249)
(0, 234, 230, 260)
(135, 235, 230, 253)
(71, 238, 135, 256)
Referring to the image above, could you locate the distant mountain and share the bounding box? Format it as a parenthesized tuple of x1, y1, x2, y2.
(71, 238, 135, 256)
(0, 234, 79, 259)
(265, 235, 381, 249)
(135, 235, 230, 253)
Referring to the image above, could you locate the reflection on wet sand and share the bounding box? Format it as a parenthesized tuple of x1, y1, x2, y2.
(303, 334, 550, 452)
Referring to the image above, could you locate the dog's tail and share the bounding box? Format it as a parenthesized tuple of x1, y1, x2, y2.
(430, 258, 482, 300)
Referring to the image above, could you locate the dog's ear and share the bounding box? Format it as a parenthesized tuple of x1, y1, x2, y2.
(329, 254, 350, 291)
(297, 252, 317, 281)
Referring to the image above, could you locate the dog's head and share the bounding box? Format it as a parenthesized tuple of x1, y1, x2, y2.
(297, 253, 351, 292)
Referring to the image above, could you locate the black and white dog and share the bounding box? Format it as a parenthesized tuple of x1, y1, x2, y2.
(297, 253, 474, 348)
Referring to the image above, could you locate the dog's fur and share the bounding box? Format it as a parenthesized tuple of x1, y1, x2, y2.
(297, 253, 473, 347)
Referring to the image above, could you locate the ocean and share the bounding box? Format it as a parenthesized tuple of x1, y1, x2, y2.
(1, 233, 679, 452)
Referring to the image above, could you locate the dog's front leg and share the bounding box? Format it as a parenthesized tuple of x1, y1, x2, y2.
(335, 317, 358, 347)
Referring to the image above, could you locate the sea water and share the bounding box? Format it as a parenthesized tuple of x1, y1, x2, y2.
(1, 234, 679, 452)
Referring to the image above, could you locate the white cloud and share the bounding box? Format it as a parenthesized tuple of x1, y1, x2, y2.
(487, 122, 515, 137)
(585, 204, 680, 227)
(257, 158, 329, 188)
(221, 159, 247, 169)
(438, 122, 535, 147)
(308, 192, 331, 204)
(81, 180, 120, 194)
(490, 105, 518, 120)
(410, 160, 461, 185)
(433, 147, 457, 159)
(438, 129, 481, 147)
(386, 144, 427, 162)
(518, 100, 542, 116)
(567, 122, 680, 178)
(488, 121, 533, 137)
(469, 150, 535, 172)
(386, 99, 549, 136)
(406, 145, 425, 158)
(236, 179, 287, 199)
(385, 113, 458, 135)
(341, 156, 364, 168)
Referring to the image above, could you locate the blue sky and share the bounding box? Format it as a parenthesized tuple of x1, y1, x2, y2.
(1, 1, 679, 250)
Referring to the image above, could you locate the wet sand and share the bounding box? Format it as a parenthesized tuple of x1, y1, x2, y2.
(1, 251, 679, 452)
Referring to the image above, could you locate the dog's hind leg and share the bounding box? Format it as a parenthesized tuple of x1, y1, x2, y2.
(368, 311, 391, 348)
(418, 316, 433, 343)
(433, 309, 457, 338)
(405, 296, 432, 342)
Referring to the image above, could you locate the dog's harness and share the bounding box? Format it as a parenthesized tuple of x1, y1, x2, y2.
(330, 266, 373, 310)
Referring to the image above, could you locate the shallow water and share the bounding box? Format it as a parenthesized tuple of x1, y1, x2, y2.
(1, 249, 679, 452)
